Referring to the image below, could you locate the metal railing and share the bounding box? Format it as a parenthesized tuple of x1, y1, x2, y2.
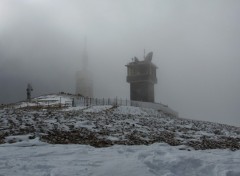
(1, 96, 178, 117)
(73, 97, 178, 117)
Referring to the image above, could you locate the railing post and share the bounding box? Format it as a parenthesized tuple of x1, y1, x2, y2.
(72, 98, 74, 107)
(59, 97, 62, 108)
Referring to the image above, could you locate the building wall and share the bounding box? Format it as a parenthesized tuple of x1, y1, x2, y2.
(130, 82, 154, 102)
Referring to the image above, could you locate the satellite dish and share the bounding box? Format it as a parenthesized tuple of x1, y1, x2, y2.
(145, 52, 153, 62)
(134, 57, 139, 62)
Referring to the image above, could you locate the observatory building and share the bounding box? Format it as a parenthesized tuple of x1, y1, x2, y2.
(76, 40, 93, 98)
(126, 52, 157, 102)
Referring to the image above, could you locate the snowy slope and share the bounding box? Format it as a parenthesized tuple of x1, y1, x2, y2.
(0, 136, 240, 176)
(1, 95, 240, 176)
(0, 102, 239, 150)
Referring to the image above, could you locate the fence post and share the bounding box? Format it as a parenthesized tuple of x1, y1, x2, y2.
(72, 98, 74, 107)
(59, 97, 62, 108)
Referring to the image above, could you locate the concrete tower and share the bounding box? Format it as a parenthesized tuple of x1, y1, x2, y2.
(76, 39, 93, 97)
(126, 52, 157, 102)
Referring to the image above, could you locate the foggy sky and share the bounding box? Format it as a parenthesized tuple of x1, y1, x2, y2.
(0, 0, 239, 126)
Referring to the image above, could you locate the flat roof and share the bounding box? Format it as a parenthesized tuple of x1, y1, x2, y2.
(126, 60, 158, 68)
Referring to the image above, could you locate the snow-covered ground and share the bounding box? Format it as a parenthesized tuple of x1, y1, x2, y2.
(1, 94, 240, 175)
(1, 103, 239, 149)
(0, 136, 240, 176)
(11, 94, 74, 109)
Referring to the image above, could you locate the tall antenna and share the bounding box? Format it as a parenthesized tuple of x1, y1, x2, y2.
(84, 36, 87, 51)
(82, 36, 88, 69)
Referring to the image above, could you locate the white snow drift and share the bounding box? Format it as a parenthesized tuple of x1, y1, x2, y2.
(0, 136, 240, 176)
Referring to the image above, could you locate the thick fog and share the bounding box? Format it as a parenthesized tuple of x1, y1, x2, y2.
(0, 0, 239, 126)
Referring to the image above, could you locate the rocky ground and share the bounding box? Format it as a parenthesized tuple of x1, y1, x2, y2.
(0, 105, 240, 151)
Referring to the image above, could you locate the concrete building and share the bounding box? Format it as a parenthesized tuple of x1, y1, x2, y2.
(126, 52, 157, 102)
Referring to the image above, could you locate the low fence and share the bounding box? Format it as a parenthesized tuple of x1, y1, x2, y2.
(73, 97, 178, 117)
(1, 96, 178, 117)
(73, 97, 130, 107)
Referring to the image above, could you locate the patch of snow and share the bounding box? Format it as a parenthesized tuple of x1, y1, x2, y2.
(3, 135, 47, 147)
(0, 139, 240, 176)
(114, 106, 148, 115)
(62, 106, 87, 111)
(74, 120, 95, 130)
(83, 105, 112, 113)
